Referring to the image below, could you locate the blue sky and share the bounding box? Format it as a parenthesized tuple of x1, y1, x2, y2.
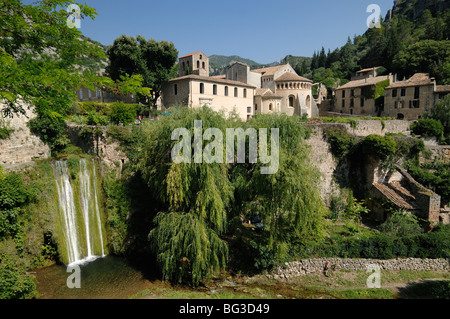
(31, 0, 396, 64)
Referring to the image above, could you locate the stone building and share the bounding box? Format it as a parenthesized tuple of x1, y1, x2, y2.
(162, 74, 256, 121)
(161, 51, 318, 120)
(384, 73, 436, 120)
(178, 51, 209, 77)
(75, 86, 138, 104)
(334, 68, 394, 117)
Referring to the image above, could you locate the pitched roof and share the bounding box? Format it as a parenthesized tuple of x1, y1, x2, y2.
(210, 74, 226, 79)
(373, 182, 417, 210)
(356, 66, 381, 74)
(387, 73, 434, 88)
(337, 75, 390, 90)
(435, 85, 450, 93)
(255, 88, 282, 99)
(251, 64, 286, 77)
(179, 51, 204, 59)
(275, 72, 312, 83)
(167, 74, 256, 88)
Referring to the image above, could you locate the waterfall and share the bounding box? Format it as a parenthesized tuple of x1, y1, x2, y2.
(52, 159, 106, 266)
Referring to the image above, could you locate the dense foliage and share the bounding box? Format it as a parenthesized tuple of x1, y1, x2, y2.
(123, 107, 325, 285)
(411, 118, 444, 139)
(303, 8, 450, 91)
(106, 35, 178, 107)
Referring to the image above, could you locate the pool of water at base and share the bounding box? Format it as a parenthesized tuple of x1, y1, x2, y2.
(33, 255, 156, 299)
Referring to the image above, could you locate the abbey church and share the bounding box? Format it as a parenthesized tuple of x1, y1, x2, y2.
(161, 51, 319, 120)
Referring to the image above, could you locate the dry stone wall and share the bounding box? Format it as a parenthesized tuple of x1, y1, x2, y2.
(271, 258, 450, 280)
(0, 104, 50, 168)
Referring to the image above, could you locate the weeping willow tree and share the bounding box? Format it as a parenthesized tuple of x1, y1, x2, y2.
(132, 107, 326, 284)
(232, 114, 326, 260)
(134, 107, 233, 285)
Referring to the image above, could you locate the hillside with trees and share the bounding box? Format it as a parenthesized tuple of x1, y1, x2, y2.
(301, 1, 450, 91)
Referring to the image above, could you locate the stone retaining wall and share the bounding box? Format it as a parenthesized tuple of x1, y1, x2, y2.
(271, 258, 450, 279)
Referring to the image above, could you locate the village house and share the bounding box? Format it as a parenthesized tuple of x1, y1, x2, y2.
(161, 51, 318, 120)
(384, 73, 436, 120)
(333, 67, 394, 117)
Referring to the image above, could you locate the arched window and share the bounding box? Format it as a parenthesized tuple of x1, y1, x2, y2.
(288, 95, 295, 107)
(224, 86, 228, 96)
(202, 62, 205, 69)
(200, 55, 202, 60)
(213, 84, 217, 95)
(200, 83, 204, 94)
(269, 103, 273, 111)
(243, 89, 247, 98)
(174, 84, 178, 95)
(234, 87, 238, 97)
(197, 60, 200, 68)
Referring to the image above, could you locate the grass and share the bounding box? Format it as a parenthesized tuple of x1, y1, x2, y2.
(129, 269, 450, 300)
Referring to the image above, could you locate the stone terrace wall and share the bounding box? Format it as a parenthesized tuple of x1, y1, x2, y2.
(0, 104, 50, 168)
(338, 120, 413, 137)
(271, 258, 450, 280)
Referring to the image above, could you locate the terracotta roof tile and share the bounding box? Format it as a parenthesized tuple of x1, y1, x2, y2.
(251, 64, 286, 76)
(275, 72, 312, 83)
(387, 73, 434, 88)
(337, 75, 390, 89)
(435, 85, 450, 93)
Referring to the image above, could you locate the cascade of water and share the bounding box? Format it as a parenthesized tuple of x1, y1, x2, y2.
(79, 159, 93, 258)
(91, 159, 105, 257)
(52, 159, 106, 266)
(52, 161, 81, 264)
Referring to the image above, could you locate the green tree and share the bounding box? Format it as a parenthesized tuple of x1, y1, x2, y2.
(106, 35, 178, 108)
(392, 40, 450, 84)
(0, 0, 101, 117)
(428, 95, 450, 142)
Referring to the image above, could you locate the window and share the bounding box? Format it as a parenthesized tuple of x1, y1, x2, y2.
(213, 85, 217, 95)
(79, 88, 83, 99)
(199, 55, 202, 60)
(342, 99, 345, 108)
(197, 60, 200, 68)
(360, 98, 364, 107)
(414, 87, 420, 99)
(401, 88, 406, 96)
(174, 84, 178, 95)
(392, 89, 397, 97)
(288, 96, 294, 107)
(182, 62, 185, 70)
(234, 87, 238, 97)
(243, 89, 247, 98)
(350, 99, 354, 107)
(225, 86, 228, 96)
(202, 62, 205, 69)
(200, 83, 204, 94)
(342, 90, 346, 98)
(255, 104, 258, 111)
(350, 89, 354, 97)
(409, 100, 420, 108)
(247, 107, 251, 113)
(87, 89, 92, 99)
(269, 103, 273, 111)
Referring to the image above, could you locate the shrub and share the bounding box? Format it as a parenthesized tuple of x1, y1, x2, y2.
(0, 261, 36, 299)
(361, 134, 396, 160)
(28, 115, 68, 152)
(378, 210, 423, 236)
(411, 118, 444, 138)
(108, 102, 137, 125)
(86, 111, 109, 126)
(324, 127, 356, 160)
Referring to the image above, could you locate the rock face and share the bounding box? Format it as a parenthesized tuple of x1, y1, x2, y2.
(270, 258, 450, 279)
(0, 104, 50, 168)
